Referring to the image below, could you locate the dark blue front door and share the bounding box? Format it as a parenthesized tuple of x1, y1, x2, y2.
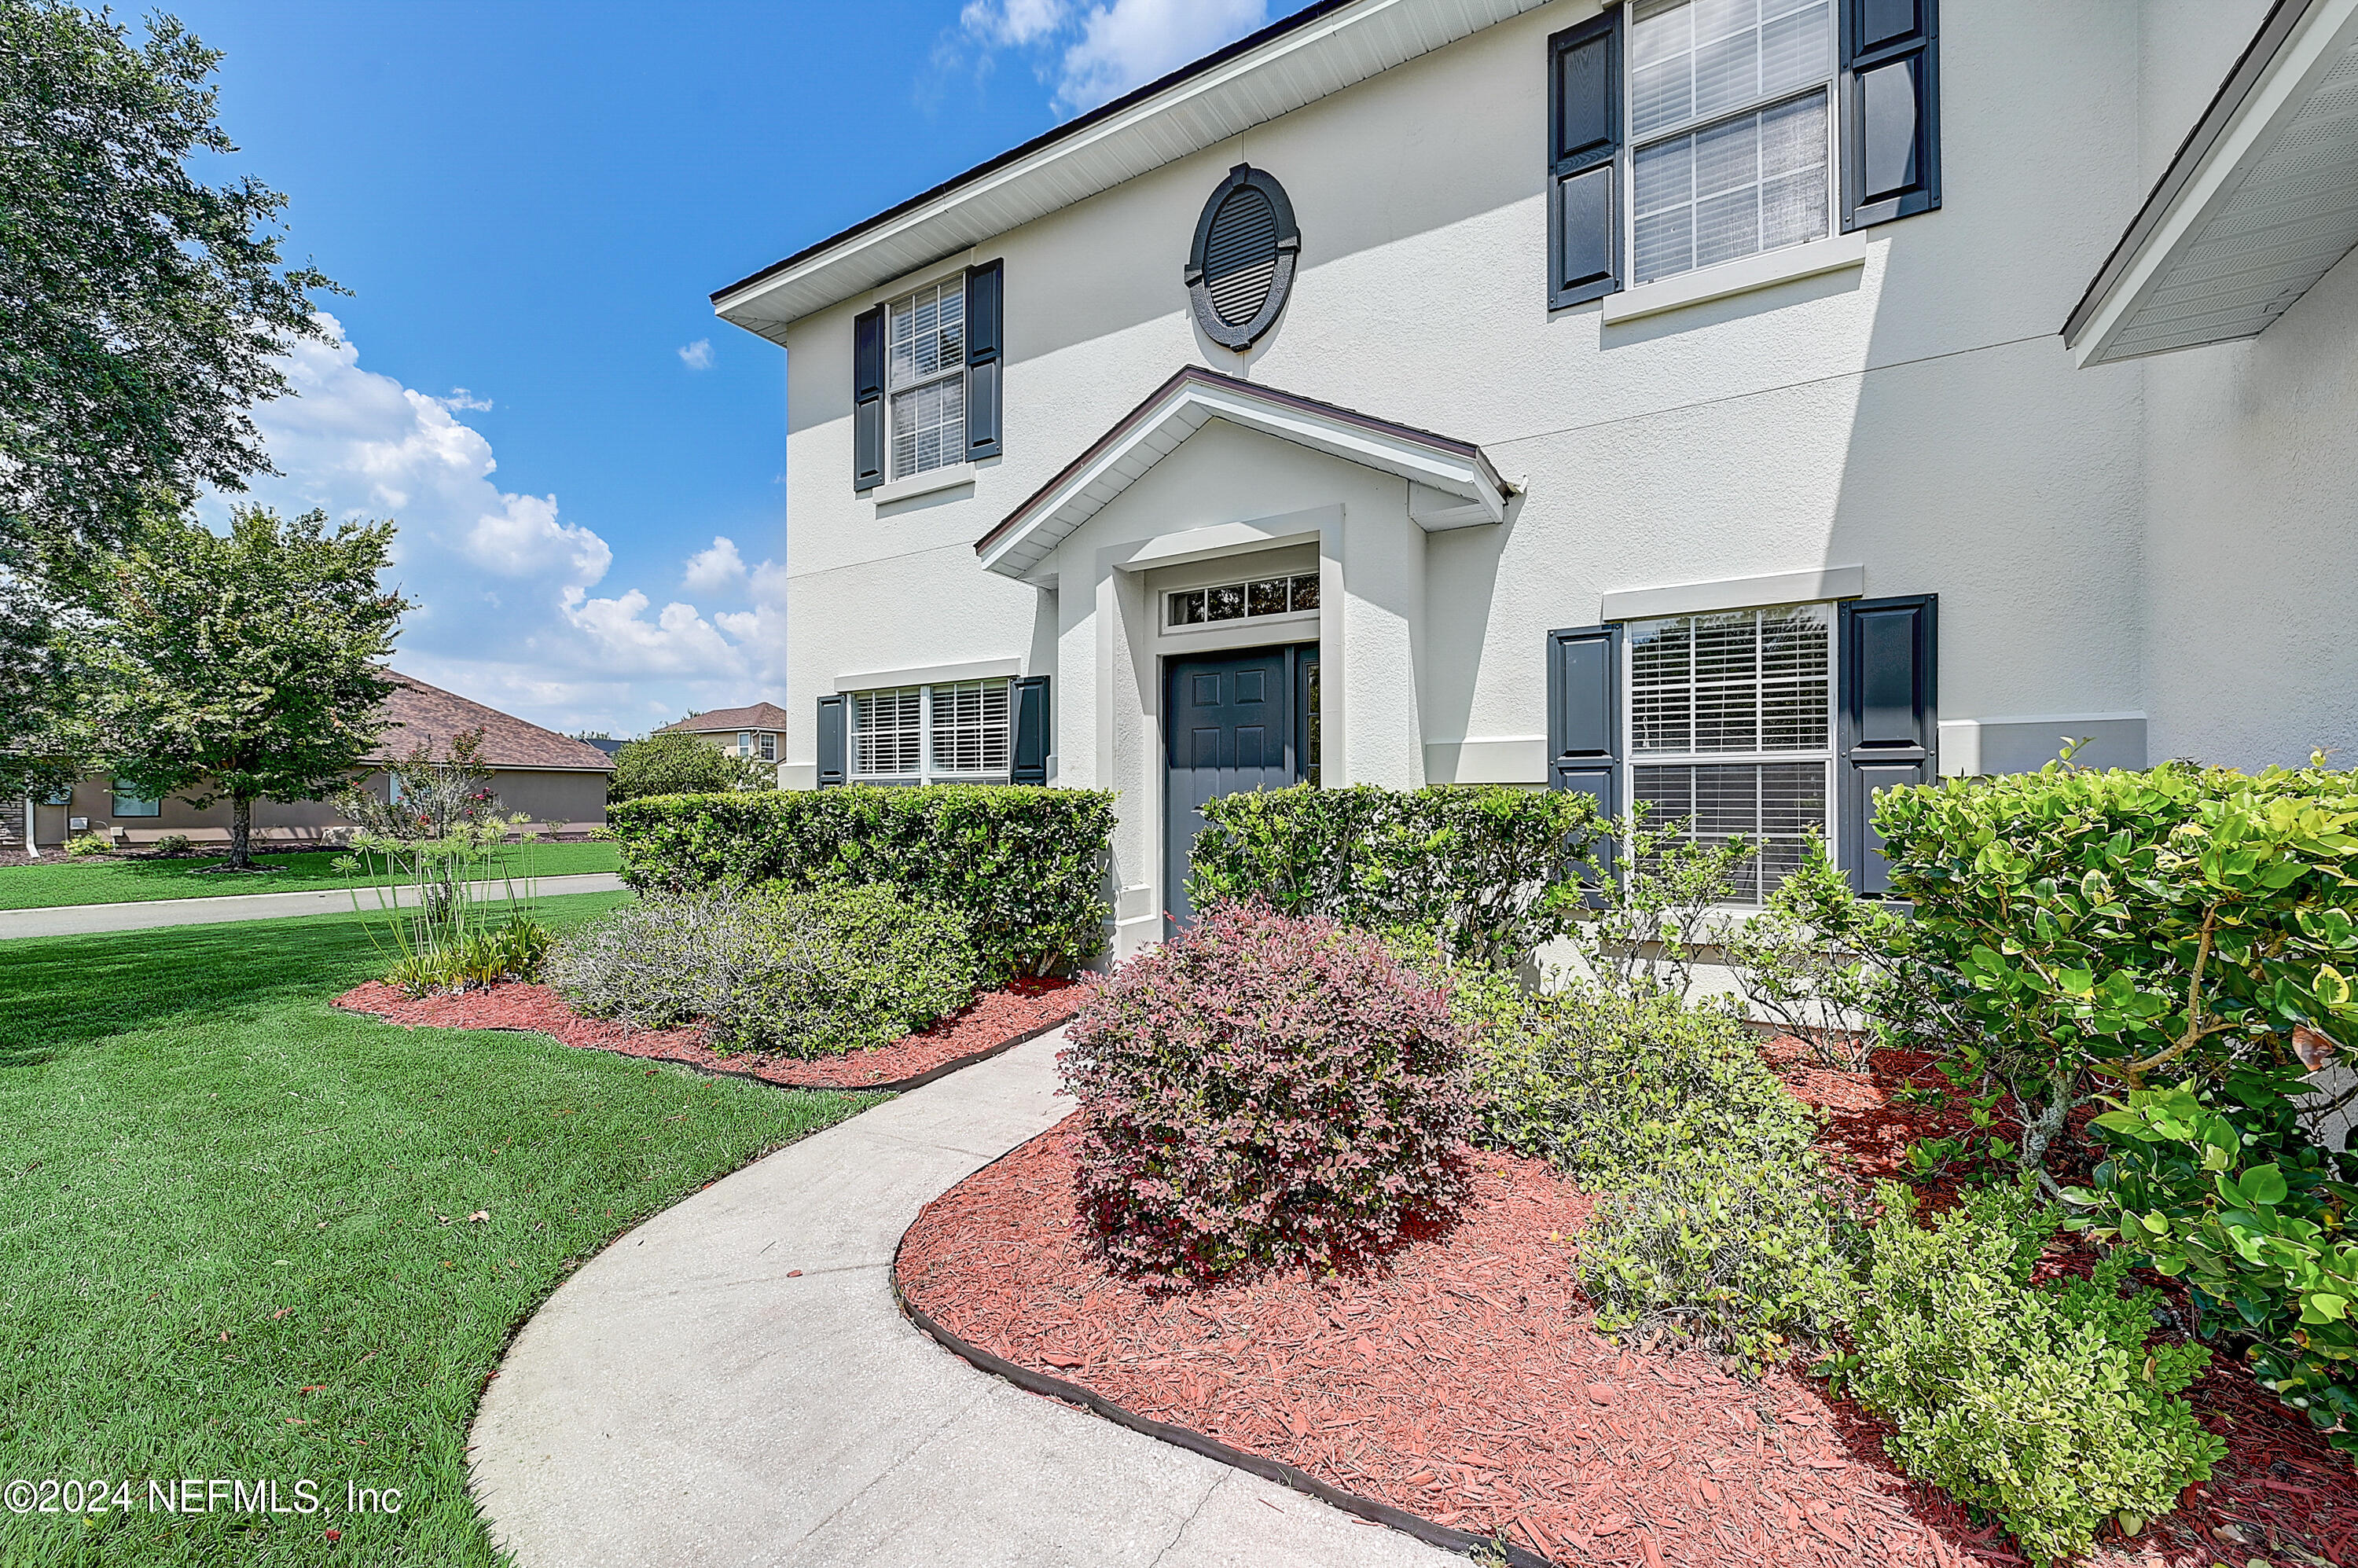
(1165, 644, 1315, 929)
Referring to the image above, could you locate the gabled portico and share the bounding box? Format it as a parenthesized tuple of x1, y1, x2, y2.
(975, 365, 1511, 955)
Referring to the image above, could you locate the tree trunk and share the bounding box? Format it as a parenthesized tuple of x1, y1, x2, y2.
(230, 794, 254, 870)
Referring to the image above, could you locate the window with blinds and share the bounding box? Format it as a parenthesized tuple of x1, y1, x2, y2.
(1629, 0, 1834, 285)
(850, 680, 1012, 782)
(1627, 601, 1833, 901)
(887, 280, 966, 481)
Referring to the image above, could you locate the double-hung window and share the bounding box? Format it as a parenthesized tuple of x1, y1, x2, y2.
(1630, 0, 1834, 285)
(886, 280, 966, 482)
(850, 680, 1012, 784)
(1627, 602, 1833, 902)
(1546, 0, 1939, 307)
(110, 784, 162, 817)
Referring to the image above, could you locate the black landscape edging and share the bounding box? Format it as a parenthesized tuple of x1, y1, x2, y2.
(890, 1184, 1556, 1568)
(335, 990, 1078, 1096)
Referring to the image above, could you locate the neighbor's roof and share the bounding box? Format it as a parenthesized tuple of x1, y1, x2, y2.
(709, 0, 1552, 342)
(657, 703, 794, 736)
(2066, 0, 2358, 363)
(369, 674, 617, 773)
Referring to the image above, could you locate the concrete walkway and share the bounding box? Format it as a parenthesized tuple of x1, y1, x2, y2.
(469, 1030, 1457, 1568)
(0, 872, 626, 939)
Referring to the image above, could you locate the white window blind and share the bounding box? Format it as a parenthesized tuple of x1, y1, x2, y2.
(1631, 0, 1834, 285)
(887, 281, 966, 481)
(850, 679, 1012, 783)
(1627, 601, 1833, 901)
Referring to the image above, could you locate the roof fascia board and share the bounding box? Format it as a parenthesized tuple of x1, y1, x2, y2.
(2066, 0, 2358, 364)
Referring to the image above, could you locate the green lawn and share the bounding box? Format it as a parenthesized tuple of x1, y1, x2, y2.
(0, 893, 876, 1565)
(0, 840, 620, 911)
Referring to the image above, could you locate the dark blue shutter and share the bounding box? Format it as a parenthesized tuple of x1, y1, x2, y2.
(1548, 10, 1623, 309)
(1546, 624, 1622, 816)
(1010, 674, 1049, 785)
(1838, 595, 1937, 894)
(964, 259, 1003, 462)
(852, 307, 885, 493)
(1841, 0, 1941, 229)
(815, 694, 848, 788)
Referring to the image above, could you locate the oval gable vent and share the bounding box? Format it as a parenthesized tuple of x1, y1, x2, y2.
(1185, 165, 1298, 351)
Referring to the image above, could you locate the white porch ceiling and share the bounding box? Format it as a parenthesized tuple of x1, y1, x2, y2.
(2070, 0, 2358, 365)
(711, 0, 1556, 343)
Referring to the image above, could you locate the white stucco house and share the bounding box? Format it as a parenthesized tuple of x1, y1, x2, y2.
(711, 0, 2358, 958)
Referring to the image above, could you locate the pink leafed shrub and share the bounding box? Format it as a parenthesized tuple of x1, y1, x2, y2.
(1058, 902, 1476, 1280)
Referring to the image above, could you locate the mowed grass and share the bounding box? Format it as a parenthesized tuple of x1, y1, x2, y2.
(0, 840, 621, 911)
(0, 894, 876, 1565)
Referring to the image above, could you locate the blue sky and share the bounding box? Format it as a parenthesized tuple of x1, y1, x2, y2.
(177, 0, 1273, 734)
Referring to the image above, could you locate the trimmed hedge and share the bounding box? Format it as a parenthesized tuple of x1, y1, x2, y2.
(608, 785, 1114, 982)
(1188, 782, 1607, 969)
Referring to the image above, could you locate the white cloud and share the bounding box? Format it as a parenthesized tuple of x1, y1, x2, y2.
(677, 338, 714, 369)
(1058, 0, 1268, 108)
(961, 0, 1068, 46)
(681, 535, 747, 593)
(208, 313, 784, 734)
(948, 0, 1266, 113)
(437, 387, 493, 413)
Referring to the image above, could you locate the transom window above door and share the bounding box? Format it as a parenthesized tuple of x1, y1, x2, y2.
(1166, 572, 1320, 630)
(1626, 600, 1834, 901)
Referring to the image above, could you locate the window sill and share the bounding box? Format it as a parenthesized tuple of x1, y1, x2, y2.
(872, 462, 975, 506)
(1600, 232, 1868, 326)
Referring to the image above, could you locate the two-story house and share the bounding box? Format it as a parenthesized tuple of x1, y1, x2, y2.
(711, 0, 2358, 959)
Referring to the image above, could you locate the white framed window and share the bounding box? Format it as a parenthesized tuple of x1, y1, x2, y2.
(887, 278, 966, 482)
(850, 679, 1012, 783)
(736, 731, 754, 757)
(758, 732, 777, 762)
(1625, 600, 1834, 902)
(1629, 0, 1835, 286)
(1166, 571, 1320, 630)
(110, 785, 161, 818)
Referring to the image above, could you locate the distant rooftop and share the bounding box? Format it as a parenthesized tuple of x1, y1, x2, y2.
(658, 703, 793, 735)
(370, 674, 617, 773)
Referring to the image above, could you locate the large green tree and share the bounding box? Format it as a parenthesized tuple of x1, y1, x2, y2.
(75, 507, 410, 869)
(609, 730, 778, 802)
(1, 0, 333, 752)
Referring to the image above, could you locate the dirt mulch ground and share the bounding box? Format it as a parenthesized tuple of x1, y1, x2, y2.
(332, 977, 1079, 1092)
(898, 1063, 2356, 1567)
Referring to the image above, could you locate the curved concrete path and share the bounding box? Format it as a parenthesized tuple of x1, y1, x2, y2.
(0, 872, 625, 939)
(470, 1030, 1459, 1568)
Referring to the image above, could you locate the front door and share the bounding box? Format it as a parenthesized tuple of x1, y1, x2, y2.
(1164, 644, 1317, 930)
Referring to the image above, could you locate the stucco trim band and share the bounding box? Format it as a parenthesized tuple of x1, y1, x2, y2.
(1600, 231, 1868, 325)
(834, 657, 1024, 692)
(1598, 565, 1866, 622)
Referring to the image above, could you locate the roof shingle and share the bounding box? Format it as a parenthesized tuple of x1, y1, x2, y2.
(657, 703, 793, 736)
(368, 673, 616, 773)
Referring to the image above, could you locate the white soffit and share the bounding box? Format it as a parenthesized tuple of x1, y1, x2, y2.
(711, 0, 1555, 343)
(2068, 0, 2358, 365)
(975, 366, 1510, 581)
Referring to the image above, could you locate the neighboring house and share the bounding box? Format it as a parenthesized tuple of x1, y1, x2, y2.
(711, 0, 2358, 957)
(9, 672, 616, 851)
(656, 703, 794, 780)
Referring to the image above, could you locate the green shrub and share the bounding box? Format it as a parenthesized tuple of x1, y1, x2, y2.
(2073, 1077, 2358, 1457)
(1187, 782, 1607, 970)
(152, 832, 194, 857)
(386, 916, 553, 997)
(62, 832, 113, 857)
(552, 883, 977, 1056)
(1846, 1183, 2226, 1565)
(1469, 980, 1818, 1183)
(608, 730, 776, 802)
(1060, 903, 1475, 1280)
(608, 785, 1113, 982)
(1578, 1144, 1860, 1372)
(1872, 757, 2358, 1174)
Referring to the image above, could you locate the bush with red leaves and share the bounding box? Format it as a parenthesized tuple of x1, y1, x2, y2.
(1059, 903, 1475, 1281)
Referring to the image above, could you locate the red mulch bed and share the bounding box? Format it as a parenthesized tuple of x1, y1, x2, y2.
(897, 1049, 2357, 1568)
(332, 976, 1078, 1091)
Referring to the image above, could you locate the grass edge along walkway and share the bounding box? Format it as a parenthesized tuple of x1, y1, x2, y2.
(0, 892, 878, 1567)
(0, 840, 621, 912)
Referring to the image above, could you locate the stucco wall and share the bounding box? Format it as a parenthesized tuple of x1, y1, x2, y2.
(767, 0, 2335, 932)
